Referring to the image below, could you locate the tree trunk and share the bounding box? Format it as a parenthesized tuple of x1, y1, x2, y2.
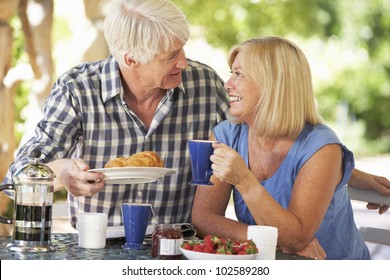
(19, 0, 54, 145)
(0, 0, 109, 236)
(0, 0, 54, 236)
(0, 0, 20, 237)
(82, 0, 109, 62)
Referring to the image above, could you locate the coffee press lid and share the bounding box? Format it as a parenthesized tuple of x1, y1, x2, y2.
(13, 150, 56, 183)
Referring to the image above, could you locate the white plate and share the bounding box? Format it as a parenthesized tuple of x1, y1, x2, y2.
(180, 247, 258, 260)
(88, 167, 176, 184)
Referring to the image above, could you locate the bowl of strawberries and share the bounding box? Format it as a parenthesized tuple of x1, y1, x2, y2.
(180, 235, 258, 260)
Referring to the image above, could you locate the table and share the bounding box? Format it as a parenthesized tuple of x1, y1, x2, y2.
(0, 233, 310, 260)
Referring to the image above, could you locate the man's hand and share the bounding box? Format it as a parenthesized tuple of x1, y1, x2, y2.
(349, 169, 390, 214)
(47, 159, 105, 196)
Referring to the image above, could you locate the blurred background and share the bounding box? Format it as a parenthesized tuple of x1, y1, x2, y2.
(0, 0, 389, 257)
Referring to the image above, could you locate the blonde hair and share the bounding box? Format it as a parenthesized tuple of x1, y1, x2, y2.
(227, 36, 323, 138)
(103, 0, 190, 65)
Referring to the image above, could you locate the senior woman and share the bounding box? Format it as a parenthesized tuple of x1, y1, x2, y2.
(192, 36, 370, 260)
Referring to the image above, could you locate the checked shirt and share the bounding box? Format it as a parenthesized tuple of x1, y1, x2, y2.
(3, 56, 230, 228)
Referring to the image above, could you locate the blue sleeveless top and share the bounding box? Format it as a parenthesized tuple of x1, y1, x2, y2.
(213, 121, 370, 260)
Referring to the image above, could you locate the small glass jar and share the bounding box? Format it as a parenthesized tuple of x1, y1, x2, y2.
(152, 224, 183, 259)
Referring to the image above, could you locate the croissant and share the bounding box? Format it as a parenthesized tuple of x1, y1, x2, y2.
(104, 157, 126, 168)
(104, 151, 164, 168)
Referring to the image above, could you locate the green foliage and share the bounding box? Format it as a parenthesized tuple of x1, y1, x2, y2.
(14, 84, 30, 143)
(326, 0, 390, 152)
(172, 0, 340, 50)
(52, 15, 73, 44)
(10, 16, 30, 144)
(54, 189, 68, 201)
(10, 17, 28, 67)
(172, 0, 390, 155)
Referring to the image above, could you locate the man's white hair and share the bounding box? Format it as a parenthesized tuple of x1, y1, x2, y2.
(103, 0, 190, 65)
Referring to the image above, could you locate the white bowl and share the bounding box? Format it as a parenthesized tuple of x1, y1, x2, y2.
(180, 247, 258, 260)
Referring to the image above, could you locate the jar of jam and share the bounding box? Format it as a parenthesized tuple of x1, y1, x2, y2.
(152, 224, 183, 259)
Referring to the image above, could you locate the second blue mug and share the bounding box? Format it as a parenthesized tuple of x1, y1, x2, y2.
(121, 203, 152, 250)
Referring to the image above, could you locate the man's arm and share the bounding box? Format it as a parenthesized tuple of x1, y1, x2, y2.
(348, 169, 390, 214)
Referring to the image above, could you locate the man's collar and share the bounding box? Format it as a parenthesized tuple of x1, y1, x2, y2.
(101, 56, 186, 103)
(101, 56, 123, 103)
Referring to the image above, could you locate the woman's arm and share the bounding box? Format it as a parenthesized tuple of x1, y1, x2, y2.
(209, 142, 342, 253)
(192, 134, 249, 241)
(192, 177, 249, 241)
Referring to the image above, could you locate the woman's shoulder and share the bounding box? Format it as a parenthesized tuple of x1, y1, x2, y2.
(213, 121, 247, 145)
(302, 123, 340, 144)
(214, 120, 244, 132)
(296, 123, 354, 170)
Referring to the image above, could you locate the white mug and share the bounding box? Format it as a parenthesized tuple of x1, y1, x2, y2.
(77, 212, 108, 249)
(247, 225, 278, 260)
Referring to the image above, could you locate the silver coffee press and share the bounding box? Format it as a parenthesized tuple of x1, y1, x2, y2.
(0, 150, 56, 252)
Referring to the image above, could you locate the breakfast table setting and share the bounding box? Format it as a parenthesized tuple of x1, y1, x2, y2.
(0, 147, 312, 261)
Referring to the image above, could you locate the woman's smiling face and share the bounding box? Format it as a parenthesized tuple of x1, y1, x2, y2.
(224, 52, 261, 124)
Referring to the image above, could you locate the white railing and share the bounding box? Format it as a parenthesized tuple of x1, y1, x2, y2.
(348, 187, 390, 246)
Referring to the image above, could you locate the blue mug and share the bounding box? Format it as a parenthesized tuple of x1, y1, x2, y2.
(121, 203, 152, 250)
(188, 140, 217, 186)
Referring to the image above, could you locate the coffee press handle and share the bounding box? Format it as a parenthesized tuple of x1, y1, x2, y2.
(0, 184, 14, 224)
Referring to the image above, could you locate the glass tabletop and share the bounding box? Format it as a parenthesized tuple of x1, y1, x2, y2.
(0, 233, 310, 260)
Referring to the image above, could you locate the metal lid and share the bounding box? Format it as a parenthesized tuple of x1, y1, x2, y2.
(13, 150, 56, 183)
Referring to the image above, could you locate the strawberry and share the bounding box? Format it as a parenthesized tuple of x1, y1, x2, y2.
(240, 241, 258, 254)
(203, 246, 216, 254)
(182, 243, 193, 251)
(203, 235, 216, 248)
(232, 247, 240, 254)
(211, 235, 221, 245)
(238, 250, 248, 255)
(232, 241, 241, 254)
(248, 240, 257, 247)
(219, 237, 227, 245)
(193, 243, 205, 252)
(189, 235, 259, 255)
(216, 246, 227, 254)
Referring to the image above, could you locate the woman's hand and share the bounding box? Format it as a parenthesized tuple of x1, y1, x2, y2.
(47, 159, 105, 196)
(210, 142, 254, 186)
(283, 237, 326, 260)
